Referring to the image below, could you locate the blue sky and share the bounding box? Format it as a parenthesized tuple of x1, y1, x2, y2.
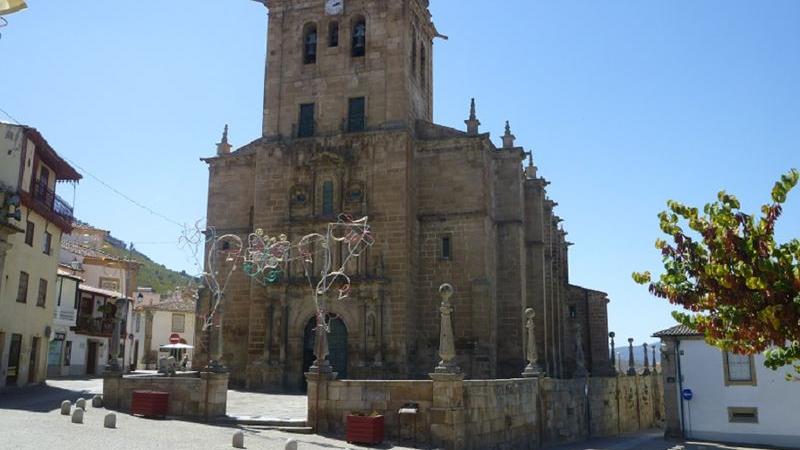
(1, 1, 798, 345)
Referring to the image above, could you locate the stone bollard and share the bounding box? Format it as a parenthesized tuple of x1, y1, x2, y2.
(92, 395, 103, 408)
(285, 438, 298, 450)
(71, 408, 84, 424)
(232, 430, 244, 449)
(104, 413, 116, 429)
(60, 400, 71, 415)
(75, 397, 87, 411)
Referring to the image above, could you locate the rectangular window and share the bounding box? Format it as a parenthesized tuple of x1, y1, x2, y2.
(172, 313, 185, 333)
(328, 21, 339, 47)
(298, 103, 315, 138)
(728, 407, 758, 424)
(43, 231, 52, 255)
(322, 181, 334, 215)
(36, 278, 47, 307)
(17, 271, 29, 303)
(724, 352, 756, 385)
(441, 236, 452, 260)
(25, 221, 34, 246)
(348, 97, 366, 132)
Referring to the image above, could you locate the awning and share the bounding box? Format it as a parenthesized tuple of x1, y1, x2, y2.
(159, 343, 194, 350)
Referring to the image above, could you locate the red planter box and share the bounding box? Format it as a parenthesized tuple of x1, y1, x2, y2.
(346, 414, 385, 445)
(131, 390, 169, 418)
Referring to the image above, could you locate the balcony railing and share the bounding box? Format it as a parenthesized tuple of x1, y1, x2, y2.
(75, 315, 114, 336)
(31, 178, 74, 223)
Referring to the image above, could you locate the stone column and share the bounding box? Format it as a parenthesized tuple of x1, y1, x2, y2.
(429, 283, 465, 450)
(608, 332, 616, 373)
(105, 300, 124, 373)
(651, 345, 658, 375)
(642, 343, 651, 376)
(627, 338, 636, 376)
(522, 308, 543, 377)
(205, 298, 227, 373)
(309, 311, 333, 375)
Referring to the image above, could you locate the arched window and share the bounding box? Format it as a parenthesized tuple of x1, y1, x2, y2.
(328, 21, 339, 47)
(352, 17, 366, 57)
(303, 23, 318, 64)
(420, 43, 426, 88)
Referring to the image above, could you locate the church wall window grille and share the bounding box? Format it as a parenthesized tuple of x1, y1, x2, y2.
(328, 21, 339, 47)
(322, 180, 335, 215)
(346, 182, 364, 203)
(303, 23, 318, 64)
(441, 235, 452, 260)
(352, 17, 366, 57)
(347, 97, 366, 132)
(298, 103, 315, 137)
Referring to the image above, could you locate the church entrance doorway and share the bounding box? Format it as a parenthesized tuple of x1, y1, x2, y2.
(302, 314, 348, 390)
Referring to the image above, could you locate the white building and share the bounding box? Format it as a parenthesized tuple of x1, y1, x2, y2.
(134, 297, 196, 370)
(655, 324, 800, 449)
(47, 268, 82, 377)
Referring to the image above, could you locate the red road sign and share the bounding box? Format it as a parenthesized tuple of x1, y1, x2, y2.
(169, 333, 180, 344)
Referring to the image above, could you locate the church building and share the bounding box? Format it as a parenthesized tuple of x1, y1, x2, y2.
(200, 0, 614, 391)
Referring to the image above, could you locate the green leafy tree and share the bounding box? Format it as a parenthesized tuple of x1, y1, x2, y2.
(633, 169, 800, 378)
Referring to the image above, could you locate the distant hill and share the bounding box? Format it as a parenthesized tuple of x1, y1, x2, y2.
(100, 244, 197, 294)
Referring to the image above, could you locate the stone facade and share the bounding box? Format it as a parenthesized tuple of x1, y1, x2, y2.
(198, 0, 613, 390)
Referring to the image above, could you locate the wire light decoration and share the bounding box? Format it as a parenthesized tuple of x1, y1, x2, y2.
(181, 214, 374, 344)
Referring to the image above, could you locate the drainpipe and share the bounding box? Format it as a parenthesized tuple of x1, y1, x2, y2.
(675, 339, 686, 440)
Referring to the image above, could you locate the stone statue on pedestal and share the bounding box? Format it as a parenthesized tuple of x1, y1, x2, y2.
(522, 308, 543, 377)
(433, 284, 460, 374)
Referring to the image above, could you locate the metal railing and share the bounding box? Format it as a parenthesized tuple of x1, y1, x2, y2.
(75, 316, 114, 335)
(31, 178, 74, 222)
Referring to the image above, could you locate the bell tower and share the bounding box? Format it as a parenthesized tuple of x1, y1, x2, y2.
(260, 0, 439, 139)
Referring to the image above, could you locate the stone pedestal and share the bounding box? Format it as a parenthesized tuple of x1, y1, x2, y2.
(200, 371, 230, 420)
(102, 370, 123, 411)
(306, 371, 336, 433)
(429, 372, 466, 450)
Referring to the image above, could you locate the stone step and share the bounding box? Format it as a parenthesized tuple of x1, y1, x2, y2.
(244, 425, 314, 434)
(221, 416, 308, 427)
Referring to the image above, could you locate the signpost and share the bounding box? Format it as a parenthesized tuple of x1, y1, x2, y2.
(681, 388, 693, 401)
(169, 333, 181, 345)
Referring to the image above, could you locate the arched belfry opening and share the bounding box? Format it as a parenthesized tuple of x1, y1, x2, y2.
(302, 313, 348, 389)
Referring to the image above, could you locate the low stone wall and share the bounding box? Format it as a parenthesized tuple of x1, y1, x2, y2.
(103, 371, 228, 421)
(309, 377, 434, 443)
(463, 379, 539, 449)
(309, 373, 663, 450)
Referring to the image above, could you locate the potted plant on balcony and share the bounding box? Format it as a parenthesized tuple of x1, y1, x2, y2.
(346, 411, 384, 446)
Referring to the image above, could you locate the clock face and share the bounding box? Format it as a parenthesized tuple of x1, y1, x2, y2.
(325, 0, 343, 15)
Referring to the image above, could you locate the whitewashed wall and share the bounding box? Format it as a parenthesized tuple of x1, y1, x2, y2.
(677, 339, 800, 448)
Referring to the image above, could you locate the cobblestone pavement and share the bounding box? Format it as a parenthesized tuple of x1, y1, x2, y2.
(548, 430, 773, 450)
(226, 388, 307, 420)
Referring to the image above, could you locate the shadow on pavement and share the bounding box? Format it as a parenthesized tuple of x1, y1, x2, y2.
(0, 382, 97, 413)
